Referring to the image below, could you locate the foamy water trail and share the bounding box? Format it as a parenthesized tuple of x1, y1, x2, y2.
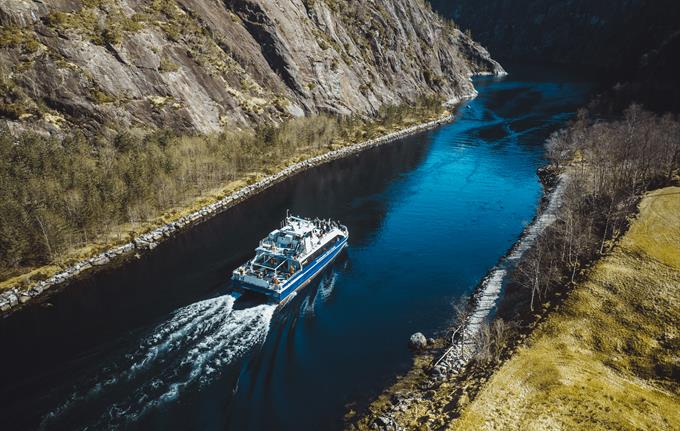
(41, 295, 236, 425)
(103, 303, 276, 427)
(317, 273, 337, 302)
(303, 273, 338, 316)
(125, 295, 236, 380)
(40, 294, 275, 430)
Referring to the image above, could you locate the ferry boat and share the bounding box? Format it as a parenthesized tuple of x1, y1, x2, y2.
(232, 213, 349, 303)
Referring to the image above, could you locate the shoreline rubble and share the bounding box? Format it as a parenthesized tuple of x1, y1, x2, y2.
(431, 173, 568, 377)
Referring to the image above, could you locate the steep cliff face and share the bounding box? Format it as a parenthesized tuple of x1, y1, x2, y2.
(430, 0, 680, 73)
(0, 0, 503, 135)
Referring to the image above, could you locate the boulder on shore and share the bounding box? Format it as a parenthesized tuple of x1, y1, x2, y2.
(409, 332, 428, 350)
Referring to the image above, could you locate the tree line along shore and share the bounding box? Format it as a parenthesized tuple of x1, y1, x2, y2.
(0, 97, 447, 297)
(350, 104, 680, 430)
(454, 185, 680, 430)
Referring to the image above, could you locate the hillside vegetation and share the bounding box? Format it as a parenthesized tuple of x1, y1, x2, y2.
(504, 106, 680, 317)
(430, 0, 680, 111)
(455, 186, 680, 430)
(431, 0, 680, 71)
(0, 97, 445, 288)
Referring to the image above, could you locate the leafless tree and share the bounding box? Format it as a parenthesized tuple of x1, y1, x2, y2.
(510, 104, 680, 319)
(472, 318, 513, 364)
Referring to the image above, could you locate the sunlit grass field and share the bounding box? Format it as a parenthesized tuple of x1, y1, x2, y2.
(454, 186, 680, 430)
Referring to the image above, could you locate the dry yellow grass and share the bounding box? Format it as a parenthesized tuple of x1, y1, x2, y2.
(453, 186, 680, 430)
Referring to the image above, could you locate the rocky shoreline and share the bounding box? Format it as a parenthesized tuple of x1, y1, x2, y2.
(0, 111, 464, 317)
(430, 171, 567, 378)
(353, 167, 567, 430)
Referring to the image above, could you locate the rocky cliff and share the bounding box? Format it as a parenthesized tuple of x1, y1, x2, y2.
(0, 0, 503, 135)
(430, 0, 680, 73)
(429, 0, 680, 111)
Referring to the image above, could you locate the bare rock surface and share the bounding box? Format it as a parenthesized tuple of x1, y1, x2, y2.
(0, 0, 503, 135)
(409, 332, 428, 350)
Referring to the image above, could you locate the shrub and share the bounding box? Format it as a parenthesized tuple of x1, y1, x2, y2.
(0, 96, 446, 275)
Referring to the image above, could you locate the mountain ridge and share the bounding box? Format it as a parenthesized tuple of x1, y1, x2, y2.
(0, 0, 503, 136)
(430, 0, 680, 73)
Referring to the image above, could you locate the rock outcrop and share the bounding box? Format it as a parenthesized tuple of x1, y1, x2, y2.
(409, 332, 428, 350)
(0, 0, 503, 135)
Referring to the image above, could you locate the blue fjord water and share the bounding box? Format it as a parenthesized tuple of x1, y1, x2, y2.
(0, 65, 593, 430)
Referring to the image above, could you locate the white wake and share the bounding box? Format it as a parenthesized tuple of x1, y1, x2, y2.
(302, 273, 338, 316)
(40, 294, 275, 429)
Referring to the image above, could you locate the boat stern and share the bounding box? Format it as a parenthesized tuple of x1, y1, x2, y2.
(231, 271, 283, 302)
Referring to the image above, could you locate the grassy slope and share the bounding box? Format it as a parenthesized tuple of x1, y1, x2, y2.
(454, 186, 680, 430)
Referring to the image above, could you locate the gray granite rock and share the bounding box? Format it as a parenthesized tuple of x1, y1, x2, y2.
(409, 332, 428, 350)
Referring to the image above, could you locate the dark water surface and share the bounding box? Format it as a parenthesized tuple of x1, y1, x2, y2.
(0, 65, 593, 430)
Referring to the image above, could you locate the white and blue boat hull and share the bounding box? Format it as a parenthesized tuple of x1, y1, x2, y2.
(234, 236, 348, 303)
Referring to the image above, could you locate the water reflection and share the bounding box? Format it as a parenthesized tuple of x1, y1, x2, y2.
(0, 64, 594, 431)
(0, 116, 433, 431)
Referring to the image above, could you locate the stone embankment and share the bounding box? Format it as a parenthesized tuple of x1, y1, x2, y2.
(0, 113, 459, 316)
(431, 174, 567, 377)
(356, 173, 568, 431)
